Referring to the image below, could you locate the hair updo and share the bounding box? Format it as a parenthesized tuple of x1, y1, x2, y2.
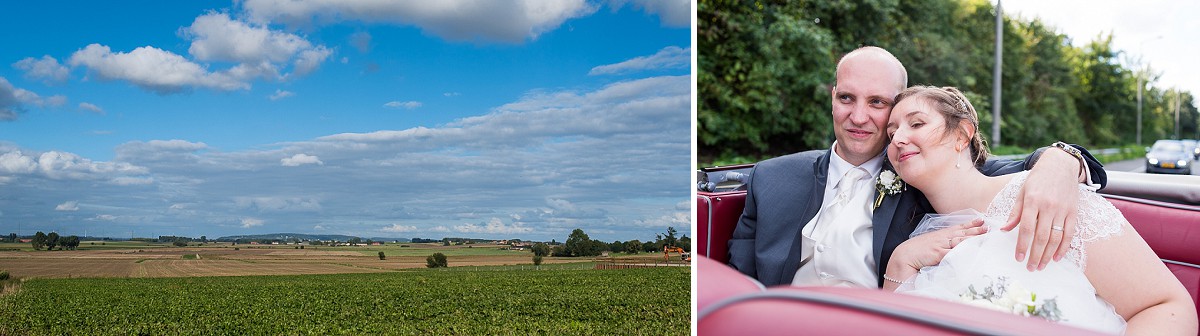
(893, 86, 990, 168)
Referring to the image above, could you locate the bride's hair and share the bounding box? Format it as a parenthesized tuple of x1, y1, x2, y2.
(893, 86, 990, 168)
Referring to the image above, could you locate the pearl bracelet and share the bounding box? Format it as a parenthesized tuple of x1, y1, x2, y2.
(883, 273, 913, 285)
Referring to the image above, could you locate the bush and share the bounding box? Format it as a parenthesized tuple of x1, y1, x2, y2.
(378, 251, 386, 260)
(426, 253, 448, 268)
(0, 270, 9, 280)
(532, 255, 543, 267)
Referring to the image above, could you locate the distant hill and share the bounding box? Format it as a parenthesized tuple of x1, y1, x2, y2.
(215, 233, 412, 242)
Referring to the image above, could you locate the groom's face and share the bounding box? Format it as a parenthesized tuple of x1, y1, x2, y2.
(831, 53, 905, 166)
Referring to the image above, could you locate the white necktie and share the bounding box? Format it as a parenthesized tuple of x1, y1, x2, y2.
(795, 168, 870, 284)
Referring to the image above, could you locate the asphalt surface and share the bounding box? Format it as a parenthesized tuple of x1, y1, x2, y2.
(1104, 157, 1200, 176)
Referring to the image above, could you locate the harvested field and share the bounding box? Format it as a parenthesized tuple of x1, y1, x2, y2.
(0, 245, 608, 279)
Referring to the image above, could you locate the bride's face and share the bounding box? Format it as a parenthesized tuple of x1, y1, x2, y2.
(886, 97, 962, 183)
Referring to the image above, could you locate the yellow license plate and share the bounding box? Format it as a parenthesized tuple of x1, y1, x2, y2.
(1163, 163, 1176, 168)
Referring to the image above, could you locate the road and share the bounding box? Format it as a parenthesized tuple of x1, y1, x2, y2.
(1104, 157, 1200, 176)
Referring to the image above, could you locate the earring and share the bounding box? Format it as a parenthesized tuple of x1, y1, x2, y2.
(956, 158, 961, 169)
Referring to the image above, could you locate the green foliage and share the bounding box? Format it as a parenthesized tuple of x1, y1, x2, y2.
(624, 240, 642, 255)
(0, 268, 689, 335)
(532, 255, 543, 267)
(564, 229, 602, 257)
(550, 245, 568, 257)
(426, 253, 448, 268)
(32, 232, 46, 250)
(377, 251, 386, 260)
(0, 270, 8, 281)
(530, 243, 550, 257)
(698, 0, 837, 160)
(698, 0, 1199, 162)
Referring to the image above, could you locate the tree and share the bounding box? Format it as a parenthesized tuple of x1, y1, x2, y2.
(532, 255, 543, 270)
(550, 245, 569, 257)
(426, 253, 448, 268)
(200, 235, 207, 243)
(642, 241, 657, 253)
(625, 240, 642, 254)
(378, 251, 386, 260)
(678, 236, 691, 252)
(173, 238, 187, 247)
(661, 227, 679, 248)
(609, 240, 626, 254)
(531, 243, 550, 257)
(46, 232, 59, 250)
(565, 228, 600, 257)
(6, 233, 14, 243)
(349, 237, 362, 246)
(442, 239, 451, 246)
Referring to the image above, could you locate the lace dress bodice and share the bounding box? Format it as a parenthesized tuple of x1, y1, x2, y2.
(983, 171, 1126, 270)
(897, 171, 1129, 334)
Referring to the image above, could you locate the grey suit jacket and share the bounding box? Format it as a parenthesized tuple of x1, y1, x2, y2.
(726, 146, 1105, 288)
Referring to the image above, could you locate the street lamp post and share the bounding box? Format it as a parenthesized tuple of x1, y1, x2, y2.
(1136, 35, 1163, 146)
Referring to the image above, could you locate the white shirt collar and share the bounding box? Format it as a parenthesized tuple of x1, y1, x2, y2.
(828, 141, 885, 187)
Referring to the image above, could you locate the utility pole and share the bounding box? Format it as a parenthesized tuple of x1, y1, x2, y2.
(992, 0, 1003, 146)
(1136, 36, 1163, 145)
(1176, 88, 1182, 139)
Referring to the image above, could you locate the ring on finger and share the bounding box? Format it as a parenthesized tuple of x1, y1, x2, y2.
(1051, 225, 1064, 232)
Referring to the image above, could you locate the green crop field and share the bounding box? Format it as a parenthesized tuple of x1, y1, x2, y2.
(0, 267, 690, 335)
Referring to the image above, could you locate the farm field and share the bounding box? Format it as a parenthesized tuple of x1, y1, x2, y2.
(0, 267, 690, 335)
(0, 241, 680, 279)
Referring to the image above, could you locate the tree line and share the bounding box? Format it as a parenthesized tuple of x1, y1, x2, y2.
(543, 227, 690, 258)
(699, 0, 1199, 162)
(28, 232, 81, 250)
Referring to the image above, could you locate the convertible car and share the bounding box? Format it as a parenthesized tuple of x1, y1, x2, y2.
(696, 165, 1200, 335)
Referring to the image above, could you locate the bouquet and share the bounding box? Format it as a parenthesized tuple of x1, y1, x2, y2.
(959, 276, 1063, 322)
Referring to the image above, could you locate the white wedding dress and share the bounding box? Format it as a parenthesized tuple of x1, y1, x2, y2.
(896, 171, 1127, 334)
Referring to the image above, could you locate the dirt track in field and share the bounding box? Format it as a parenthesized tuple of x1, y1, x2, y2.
(0, 247, 597, 279)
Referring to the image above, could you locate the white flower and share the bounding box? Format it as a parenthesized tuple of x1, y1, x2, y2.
(873, 169, 905, 210)
(880, 170, 896, 185)
(959, 276, 1062, 321)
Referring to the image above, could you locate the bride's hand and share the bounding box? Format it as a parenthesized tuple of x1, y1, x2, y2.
(886, 219, 987, 286)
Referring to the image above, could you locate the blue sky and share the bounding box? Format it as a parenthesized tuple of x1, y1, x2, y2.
(0, 0, 691, 242)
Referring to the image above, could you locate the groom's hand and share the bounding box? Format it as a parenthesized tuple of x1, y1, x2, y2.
(1001, 149, 1081, 271)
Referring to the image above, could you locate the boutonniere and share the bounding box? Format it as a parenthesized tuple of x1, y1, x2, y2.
(873, 170, 905, 210)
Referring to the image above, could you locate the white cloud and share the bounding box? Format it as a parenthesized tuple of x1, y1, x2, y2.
(430, 226, 450, 233)
(0, 149, 149, 183)
(634, 212, 690, 228)
(0, 78, 25, 120)
(241, 218, 265, 228)
(181, 11, 333, 77)
(79, 102, 104, 114)
(91, 214, 117, 221)
(381, 224, 418, 233)
(13, 55, 70, 84)
(55, 201, 79, 211)
(68, 44, 249, 93)
(589, 46, 689, 75)
(240, 0, 597, 43)
(281, 153, 323, 166)
(112, 176, 154, 186)
(611, 0, 691, 27)
(453, 218, 533, 234)
(269, 89, 294, 101)
(443, 92, 461, 97)
(384, 101, 422, 110)
(235, 196, 321, 212)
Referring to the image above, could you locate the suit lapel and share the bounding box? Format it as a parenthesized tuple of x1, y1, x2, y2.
(778, 150, 830, 285)
(871, 160, 901, 269)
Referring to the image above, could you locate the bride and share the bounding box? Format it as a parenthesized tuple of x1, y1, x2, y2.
(880, 85, 1196, 334)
